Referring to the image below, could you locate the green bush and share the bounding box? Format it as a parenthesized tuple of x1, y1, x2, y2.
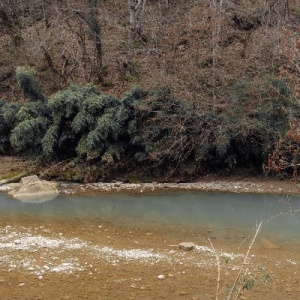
(10, 101, 50, 155)
(0, 101, 21, 153)
(42, 84, 128, 161)
(2, 69, 299, 180)
(16, 66, 45, 102)
(9, 66, 48, 155)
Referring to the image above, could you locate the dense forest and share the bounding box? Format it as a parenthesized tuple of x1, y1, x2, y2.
(0, 0, 300, 182)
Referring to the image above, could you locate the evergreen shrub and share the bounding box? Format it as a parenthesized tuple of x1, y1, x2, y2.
(16, 66, 45, 102)
(2, 66, 300, 180)
(0, 101, 21, 153)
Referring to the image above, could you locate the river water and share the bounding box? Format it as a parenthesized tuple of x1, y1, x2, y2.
(0, 190, 299, 243)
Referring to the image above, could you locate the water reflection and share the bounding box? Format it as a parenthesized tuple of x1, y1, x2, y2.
(13, 194, 58, 203)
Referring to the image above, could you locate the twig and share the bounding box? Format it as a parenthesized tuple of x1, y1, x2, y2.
(208, 238, 221, 300)
(233, 267, 249, 300)
(227, 221, 262, 300)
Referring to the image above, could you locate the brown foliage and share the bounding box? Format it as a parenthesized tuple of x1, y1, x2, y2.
(266, 124, 300, 178)
(0, 0, 299, 103)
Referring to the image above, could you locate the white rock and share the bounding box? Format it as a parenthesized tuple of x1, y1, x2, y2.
(20, 175, 40, 185)
(178, 242, 196, 251)
(8, 175, 59, 202)
(157, 275, 165, 280)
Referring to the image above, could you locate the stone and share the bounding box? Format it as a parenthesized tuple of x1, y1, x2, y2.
(20, 175, 40, 185)
(178, 242, 196, 251)
(157, 275, 165, 280)
(8, 176, 59, 203)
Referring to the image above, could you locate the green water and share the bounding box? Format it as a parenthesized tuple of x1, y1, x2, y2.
(0, 191, 299, 242)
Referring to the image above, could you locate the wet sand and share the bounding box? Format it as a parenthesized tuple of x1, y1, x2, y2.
(0, 213, 299, 300)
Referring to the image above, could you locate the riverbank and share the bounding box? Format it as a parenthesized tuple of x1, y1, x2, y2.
(0, 214, 299, 300)
(58, 177, 300, 196)
(1, 157, 300, 299)
(1, 156, 300, 196)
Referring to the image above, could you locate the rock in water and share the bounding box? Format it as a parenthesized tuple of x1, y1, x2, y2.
(178, 242, 196, 251)
(8, 175, 59, 203)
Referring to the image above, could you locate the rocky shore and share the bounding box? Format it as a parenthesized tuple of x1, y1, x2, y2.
(1, 156, 300, 197)
(58, 178, 300, 196)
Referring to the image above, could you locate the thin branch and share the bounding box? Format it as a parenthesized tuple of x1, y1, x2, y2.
(227, 221, 262, 300)
(208, 238, 221, 300)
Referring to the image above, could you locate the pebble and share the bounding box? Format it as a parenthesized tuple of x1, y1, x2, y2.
(178, 242, 196, 251)
(157, 275, 165, 280)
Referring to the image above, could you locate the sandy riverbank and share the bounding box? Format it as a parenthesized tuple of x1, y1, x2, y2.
(0, 214, 299, 300)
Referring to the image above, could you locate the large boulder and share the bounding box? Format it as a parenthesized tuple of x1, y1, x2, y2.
(8, 175, 59, 202)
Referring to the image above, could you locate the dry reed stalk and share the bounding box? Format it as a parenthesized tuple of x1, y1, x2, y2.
(208, 238, 221, 300)
(227, 221, 262, 300)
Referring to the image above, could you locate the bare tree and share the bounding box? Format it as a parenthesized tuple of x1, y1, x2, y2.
(210, 0, 224, 101)
(128, 0, 147, 62)
(74, 0, 103, 82)
(0, 0, 24, 47)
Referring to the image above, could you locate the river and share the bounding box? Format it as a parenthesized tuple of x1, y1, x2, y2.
(1, 190, 299, 243)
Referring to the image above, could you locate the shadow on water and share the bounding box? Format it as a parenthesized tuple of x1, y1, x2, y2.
(0, 191, 299, 242)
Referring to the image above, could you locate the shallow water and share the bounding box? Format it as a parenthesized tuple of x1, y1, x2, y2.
(1, 191, 299, 242)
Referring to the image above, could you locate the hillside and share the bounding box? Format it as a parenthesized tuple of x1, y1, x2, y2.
(1, 0, 300, 181)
